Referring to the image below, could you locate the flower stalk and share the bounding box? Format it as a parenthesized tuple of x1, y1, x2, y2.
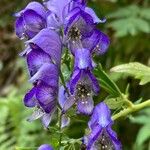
(112, 99, 150, 120)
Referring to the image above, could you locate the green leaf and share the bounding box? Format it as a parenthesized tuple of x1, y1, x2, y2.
(94, 65, 122, 97)
(104, 97, 124, 110)
(107, 18, 134, 37)
(111, 62, 150, 85)
(130, 116, 150, 125)
(136, 124, 150, 146)
(130, 108, 150, 124)
(0, 88, 57, 150)
(107, 5, 140, 18)
(61, 63, 71, 81)
(129, 108, 150, 148)
(107, 17, 150, 37)
(107, 5, 150, 37)
(133, 18, 150, 33)
(140, 8, 150, 20)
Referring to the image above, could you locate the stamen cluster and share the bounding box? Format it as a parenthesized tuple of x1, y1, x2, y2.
(68, 26, 81, 42)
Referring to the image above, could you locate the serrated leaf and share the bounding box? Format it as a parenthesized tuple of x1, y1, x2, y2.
(136, 124, 150, 146)
(107, 5, 140, 18)
(104, 97, 124, 109)
(111, 62, 150, 85)
(133, 18, 150, 33)
(94, 65, 122, 97)
(107, 18, 136, 37)
(107, 5, 150, 37)
(108, 17, 150, 37)
(140, 8, 150, 20)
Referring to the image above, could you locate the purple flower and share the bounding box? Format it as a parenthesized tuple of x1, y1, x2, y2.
(58, 44, 99, 116)
(15, 2, 47, 39)
(24, 64, 58, 128)
(38, 144, 53, 150)
(59, 69, 99, 115)
(82, 29, 110, 55)
(64, 7, 95, 52)
(43, 0, 108, 56)
(84, 102, 122, 150)
(64, 4, 106, 53)
(70, 68, 100, 95)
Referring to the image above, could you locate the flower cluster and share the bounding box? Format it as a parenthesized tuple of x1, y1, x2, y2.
(56, 0, 110, 115)
(15, 0, 121, 149)
(15, 0, 109, 124)
(15, 2, 62, 127)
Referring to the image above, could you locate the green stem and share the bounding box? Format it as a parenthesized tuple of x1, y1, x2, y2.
(58, 111, 63, 149)
(59, 69, 70, 96)
(121, 94, 134, 108)
(112, 99, 150, 120)
(58, 56, 70, 149)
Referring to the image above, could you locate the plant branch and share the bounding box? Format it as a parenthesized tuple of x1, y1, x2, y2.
(112, 99, 150, 120)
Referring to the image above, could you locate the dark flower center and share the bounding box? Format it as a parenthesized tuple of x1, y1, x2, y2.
(76, 83, 91, 98)
(68, 26, 81, 42)
(94, 129, 115, 150)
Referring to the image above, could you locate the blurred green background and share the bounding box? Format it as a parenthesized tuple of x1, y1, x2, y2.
(0, 0, 149, 150)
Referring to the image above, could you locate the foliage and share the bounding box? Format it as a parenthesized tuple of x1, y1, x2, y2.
(94, 65, 122, 97)
(130, 108, 150, 150)
(111, 62, 150, 85)
(0, 89, 50, 150)
(107, 5, 150, 37)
